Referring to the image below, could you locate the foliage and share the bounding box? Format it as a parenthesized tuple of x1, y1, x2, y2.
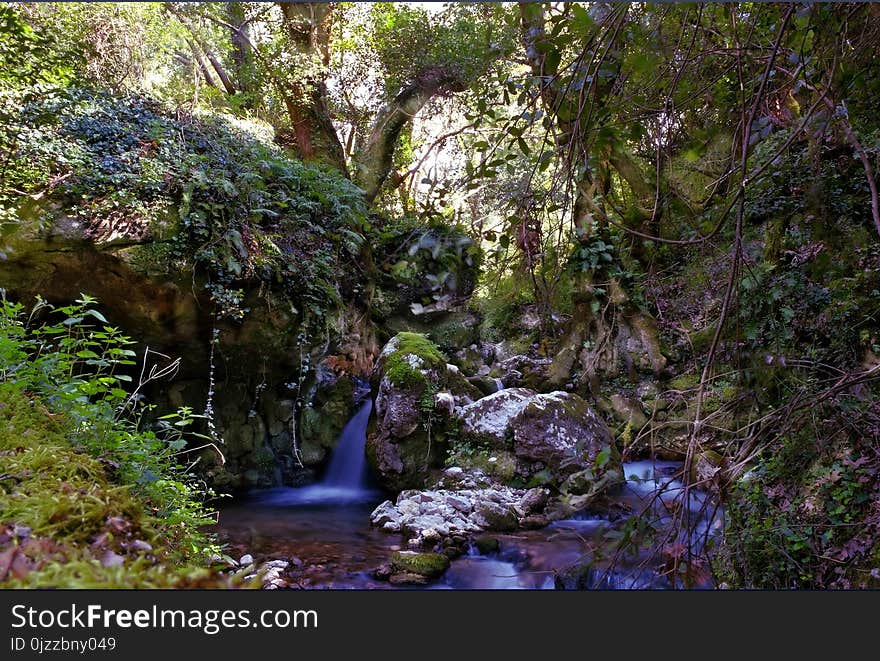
(0, 5, 73, 91)
(0, 293, 227, 586)
(373, 214, 481, 316)
(722, 394, 880, 589)
(2, 86, 373, 331)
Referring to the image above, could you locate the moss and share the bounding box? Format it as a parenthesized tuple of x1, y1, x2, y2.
(299, 377, 356, 465)
(668, 373, 701, 391)
(383, 332, 447, 389)
(0, 386, 233, 588)
(390, 551, 450, 578)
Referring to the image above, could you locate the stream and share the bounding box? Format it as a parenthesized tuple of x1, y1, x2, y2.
(214, 400, 723, 590)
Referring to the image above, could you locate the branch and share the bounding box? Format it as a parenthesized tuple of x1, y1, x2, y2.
(353, 69, 467, 203)
(165, 3, 236, 95)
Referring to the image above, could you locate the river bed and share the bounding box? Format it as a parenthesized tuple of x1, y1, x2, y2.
(213, 459, 722, 590)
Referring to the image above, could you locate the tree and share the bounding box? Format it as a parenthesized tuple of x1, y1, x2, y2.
(517, 2, 666, 387)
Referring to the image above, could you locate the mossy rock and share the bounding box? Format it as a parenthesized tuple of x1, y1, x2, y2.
(668, 373, 701, 391)
(368, 332, 479, 491)
(388, 311, 482, 353)
(298, 376, 357, 466)
(390, 551, 450, 578)
(472, 536, 500, 555)
(381, 332, 448, 390)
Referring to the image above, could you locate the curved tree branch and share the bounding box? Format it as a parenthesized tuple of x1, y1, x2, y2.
(353, 68, 467, 203)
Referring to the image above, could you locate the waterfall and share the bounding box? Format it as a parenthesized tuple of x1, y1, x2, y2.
(256, 397, 376, 506)
(321, 399, 372, 490)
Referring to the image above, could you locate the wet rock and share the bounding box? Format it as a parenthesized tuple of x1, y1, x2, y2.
(259, 559, 290, 589)
(519, 514, 550, 529)
(388, 572, 430, 586)
(390, 551, 450, 578)
(298, 371, 357, 466)
(366, 333, 480, 491)
(473, 536, 500, 555)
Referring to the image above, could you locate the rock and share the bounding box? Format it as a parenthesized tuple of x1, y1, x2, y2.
(512, 391, 624, 487)
(609, 393, 649, 429)
(366, 333, 480, 491)
(388, 572, 430, 586)
(457, 388, 535, 447)
(371, 500, 403, 527)
(519, 488, 550, 515)
(474, 502, 519, 531)
(468, 375, 502, 396)
(446, 495, 473, 513)
(390, 551, 450, 578)
(559, 466, 625, 499)
(472, 536, 500, 555)
(434, 391, 455, 415)
(259, 559, 290, 589)
(129, 539, 153, 553)
(454, 389, 623, 496)
(387, 311, 482, 353)
(239, 554, 254, 566)
(371, 485, 532, 539)
(443, 466, 464, 478)
(520, 515, 550, 529)
(297, 371, 357, 467)
(492, 355, 553, 390)
(690, 449, 726, 488)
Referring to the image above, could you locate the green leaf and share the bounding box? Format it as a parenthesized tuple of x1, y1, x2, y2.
(86, 309, 109, 323)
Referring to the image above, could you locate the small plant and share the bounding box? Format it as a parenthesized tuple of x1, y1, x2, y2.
(0, 291, 226, 586)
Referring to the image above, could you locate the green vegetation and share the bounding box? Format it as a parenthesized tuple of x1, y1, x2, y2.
(382, 332, 447, 390)
(390, 550, 450, 578)
(0, 294, 232, 587)
(1, 2, 879, 590)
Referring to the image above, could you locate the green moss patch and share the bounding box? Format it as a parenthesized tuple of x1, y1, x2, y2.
(383, 332, 447, 389)
(0, 386, 235, 588)
(390, 551, 450, 578)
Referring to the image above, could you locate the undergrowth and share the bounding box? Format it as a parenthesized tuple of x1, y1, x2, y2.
(0, 292, 242, 587)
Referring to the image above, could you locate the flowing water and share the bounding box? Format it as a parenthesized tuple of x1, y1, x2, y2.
(214, 402, 723, 589)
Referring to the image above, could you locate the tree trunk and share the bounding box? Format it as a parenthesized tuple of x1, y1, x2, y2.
(520, 2, 666, 388)
(185, 38, 220, 90)
(166, 4, 236, 95)
(227, 2, 257, 99)
(276, 2, 347, 173)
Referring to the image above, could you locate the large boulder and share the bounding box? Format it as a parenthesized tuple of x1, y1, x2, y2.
(455, 389, 624, 496)
(366, 333, 480, 491)
(456, 388, 535, 447)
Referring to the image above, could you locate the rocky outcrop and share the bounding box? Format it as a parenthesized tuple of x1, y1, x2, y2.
(454, 389, 624, 495)
(365, 333, 480, 491)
